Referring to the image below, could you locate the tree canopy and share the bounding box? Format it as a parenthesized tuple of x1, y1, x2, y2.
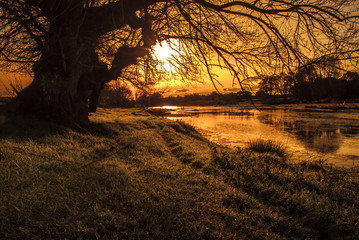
(1, 0, 359, 127)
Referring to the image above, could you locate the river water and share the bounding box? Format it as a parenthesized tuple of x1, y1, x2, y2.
(153, 105, 359, 168)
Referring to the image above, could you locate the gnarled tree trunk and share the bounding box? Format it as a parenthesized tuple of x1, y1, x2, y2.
(9, 1, 94, 128)
(9, 0, 159, 128)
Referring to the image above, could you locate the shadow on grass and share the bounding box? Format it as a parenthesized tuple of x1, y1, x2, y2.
(1, 108, 358, 239)
(0, 151, 136, 239)
(0, 114, 66, 141)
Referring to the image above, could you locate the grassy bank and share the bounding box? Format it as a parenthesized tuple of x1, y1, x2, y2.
(0, 108, 358, 239)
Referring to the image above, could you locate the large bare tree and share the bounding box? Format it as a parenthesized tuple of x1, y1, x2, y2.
(1, 0, 358, 128)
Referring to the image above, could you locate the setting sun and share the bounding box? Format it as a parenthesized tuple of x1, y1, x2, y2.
(1, 1, 359, 238)
(152, 41, 174, 62)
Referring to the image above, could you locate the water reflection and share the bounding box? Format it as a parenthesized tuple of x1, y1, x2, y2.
(258, 112, 344, 154)
(156, 106, 359, 167)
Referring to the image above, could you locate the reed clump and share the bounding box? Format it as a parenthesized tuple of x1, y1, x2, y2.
(246, 138, 287, 158)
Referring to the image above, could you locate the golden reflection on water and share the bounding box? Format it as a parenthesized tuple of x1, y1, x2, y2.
(163, 106, 359, 168)
(152, 106, 179, 110)
(258, 111, 346, 154)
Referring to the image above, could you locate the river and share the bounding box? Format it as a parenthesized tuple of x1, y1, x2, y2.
(152, 105, 359, 168)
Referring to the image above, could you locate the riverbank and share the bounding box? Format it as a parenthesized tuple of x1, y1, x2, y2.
(1, 108, 358, 239)
(259, 102, 359, 111)
(147, 102, 359, 116)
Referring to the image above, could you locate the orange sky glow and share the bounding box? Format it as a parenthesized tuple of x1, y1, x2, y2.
(151, 41, 253, 96)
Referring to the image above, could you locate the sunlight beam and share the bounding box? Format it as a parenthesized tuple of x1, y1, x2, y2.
(153, 41, 173, 62)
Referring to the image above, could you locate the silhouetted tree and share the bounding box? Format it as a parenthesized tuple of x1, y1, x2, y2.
(342, 71, 359, 98)
(237, 91, 253, 100)
(136, 91, 163, 107)
(255, 90, 269, 100)
(284, 55, 351, 102)
(258, 75, 282, 95)
(0, 76, 24, 97)
(1, 0, 358, 127)
(99, 82, 134, 108)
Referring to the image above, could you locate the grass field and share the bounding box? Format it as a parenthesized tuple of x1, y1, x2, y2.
(0, 108, 358, 239)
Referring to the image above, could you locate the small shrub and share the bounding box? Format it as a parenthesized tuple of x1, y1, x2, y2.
(246, 139, 287, 158)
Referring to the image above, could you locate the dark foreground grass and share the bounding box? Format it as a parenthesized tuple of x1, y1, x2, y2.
(0, 108, 358, 239)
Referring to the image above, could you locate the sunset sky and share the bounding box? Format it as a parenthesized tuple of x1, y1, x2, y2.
(2, 1, 359, 98)
(151, 41, 259, 97)
(0, 45, 253, 98)
(0, 66, 242, 97)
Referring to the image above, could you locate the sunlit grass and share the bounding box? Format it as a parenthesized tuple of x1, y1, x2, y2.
(0, 108, 358, 239)
(246, 138, 287, 158)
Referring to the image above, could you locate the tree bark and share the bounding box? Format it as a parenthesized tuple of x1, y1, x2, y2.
(8, 1, 93, 128)
(8, 0, 161, 128)
(9, 51, 92, 128)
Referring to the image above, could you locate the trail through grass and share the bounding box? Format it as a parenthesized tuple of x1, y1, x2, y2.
(0, 108, 358, 239)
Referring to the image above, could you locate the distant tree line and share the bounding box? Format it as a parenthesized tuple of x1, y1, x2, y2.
(257, 63, 359, 103)
(99, 55, 359, 108)
(98, 83, 134, 108)
(98, 84, 256, 108)
(98, 84, 167, 108)
(99, 69, 359, 108)
(162, 91, 254, 106)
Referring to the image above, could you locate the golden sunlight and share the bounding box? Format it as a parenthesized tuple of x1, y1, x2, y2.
(153, 41, 174, 62)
